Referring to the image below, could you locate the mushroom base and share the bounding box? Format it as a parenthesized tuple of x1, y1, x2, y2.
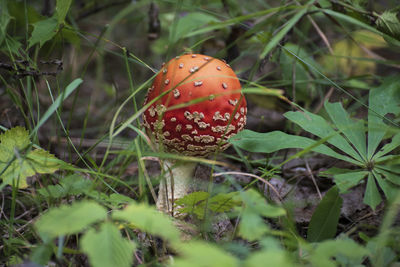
(156, 160, 197, 215)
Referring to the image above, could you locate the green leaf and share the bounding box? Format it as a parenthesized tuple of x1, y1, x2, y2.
(28, 17, 58, 48)
(32, 78, 83, 135)
(333, 171, 368, 193)
(244, 250, 293, 267)
(373, 133, 400, 160)
(0, 126, 30, 154)
(377, 168, 400, 186)
(321, 8, 400, 47)
(230, 130, 359, 164)
(260, 4, 310, 59)
(81, 222, 135, 267)
(0, 1, 11, 46)
(171, 12, 219, 43)
(30, 243, 53, 266)
(208, 192, 241, 213)
(373, 170, 398, 202)
(35, 201, 107, 241)
(376, 11, 400, 42)
(237, 189, 286, 241)
(175, 191, 210, 218)
(310, 238, 368, 267)
(325, 101, 367, 160)
(37, 174, 93, 198)
(284, 110, 362, 161)
(176, 192, 240, 219)
(368, 76, 400, 159)
(172, 241, 239, 267)
(56, 0, 72, 23)
(364, 173, 382, 210)
(307, 186, 343, 242)
(0, 127, 61, 188)
(112, 203, 180, 243)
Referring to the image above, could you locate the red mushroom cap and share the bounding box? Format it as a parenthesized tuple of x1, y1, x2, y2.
(143, 54, 247, 156)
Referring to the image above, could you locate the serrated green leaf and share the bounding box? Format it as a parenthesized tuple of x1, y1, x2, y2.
(230, 130, 359, 164)
(172, 241, 239, 267)
(325, 101, 367, 160)
(208, 192, 241, 213)
(0, 127, 61, 188)
(175, 191, 210, 219)
(56, 0, 72, 23)
(176, 192, 240, 219)
(35, 201, 107, 241)
(81, 222, 135, 267)
(376, 11, 400, 40)
(364, 173, 382, 210)
(307, 186, 343, 242)
(334, 171, 368, 193)
(0, 126, 30, 156)
(112, 203, 180, 243)
(285, 110, 362, 161)
(38, 174, 92, 198)
(28, 17, 58, 48)
(321, 9, 400, 47)
(237, 189, 286, 241)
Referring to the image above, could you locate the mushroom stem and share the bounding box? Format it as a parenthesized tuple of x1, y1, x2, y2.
(157, 160, 197, 215)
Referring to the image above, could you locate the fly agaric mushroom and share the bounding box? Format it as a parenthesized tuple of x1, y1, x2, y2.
(143, 53, 247, 214)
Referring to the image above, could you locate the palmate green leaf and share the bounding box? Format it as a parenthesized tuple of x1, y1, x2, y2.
(229, 130, 359, 164)
(81, 222, 135, 267)
(333, 171, 368, 193)
(373, 133, 400, 160)
(112, 203, 180, 243)
(376, 168, 400, 186)
(0, 127, 61, 188)
(368, 76, 400, 159)
(364, 173, 382, 210)
(325, 101, 367, 161)
(28, 17, 58, 48)
(373, 170, 398, 202)
(236, 189, 286, 241)
(35, 201, 107, 241)
(309, 238, 368, 267)
(172, 241, 239, 267)
(307, 186, 343, 242)
(284, 109, 362, 161)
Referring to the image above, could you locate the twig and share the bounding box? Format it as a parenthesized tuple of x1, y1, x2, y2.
(304, 159, 322, 200)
